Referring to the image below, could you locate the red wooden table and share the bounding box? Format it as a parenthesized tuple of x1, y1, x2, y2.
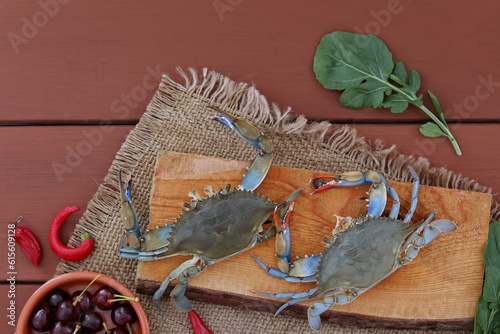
(1, 1, 499, 331)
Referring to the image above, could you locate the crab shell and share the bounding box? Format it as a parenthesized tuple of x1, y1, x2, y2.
(141, 187, 277, 261)
(314, 216, 422, 300)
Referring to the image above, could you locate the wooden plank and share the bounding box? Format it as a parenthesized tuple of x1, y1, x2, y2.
(1, 1, 500, 122)
(136, 151, 490, 329)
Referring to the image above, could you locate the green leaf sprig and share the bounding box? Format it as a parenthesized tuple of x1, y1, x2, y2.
(313, 31, 462, 156)
(474, 220, 500, 334)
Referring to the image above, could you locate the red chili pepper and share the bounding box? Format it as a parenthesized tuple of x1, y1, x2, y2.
(49, 206, 94, 262)
(188, 310, 213, 334)
(14, 216, 42, 266)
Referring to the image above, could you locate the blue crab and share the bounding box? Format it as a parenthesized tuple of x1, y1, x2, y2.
(117, 107, 302, 313)
(253, 168, 457, 330)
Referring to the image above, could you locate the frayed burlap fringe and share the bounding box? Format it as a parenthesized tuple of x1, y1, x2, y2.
(55, 67, 497, 334)
(169, 68, 498, 220)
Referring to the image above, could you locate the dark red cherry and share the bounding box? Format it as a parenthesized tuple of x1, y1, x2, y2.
(92, 286, 116, 310)
(30, 304, 54, 332)
(50, 321, 76, 334)
(71, 290, 94, 313)
(46, 289, 70, 308)
(81, 311, 104, 331)
(111, 302, 137, 326)
(55, 300, 78, 322)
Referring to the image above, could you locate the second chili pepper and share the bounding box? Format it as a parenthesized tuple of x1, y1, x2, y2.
(49, 206, 94, 262)
(188, 310, 213, 334)
(14, 216, 42, 266)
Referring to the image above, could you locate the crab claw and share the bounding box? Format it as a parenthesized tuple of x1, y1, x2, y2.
(311, 171, 390, 217)
(209, 106, 273, 154)
(311, 171, 384, 194)
(119, 169, 141, 248)
(209, 106, 273, 191)
(310, 174, 343, 194)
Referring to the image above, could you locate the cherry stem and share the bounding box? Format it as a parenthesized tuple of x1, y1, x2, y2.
(14, 216, 23, 226)
(126, 323, 132, 334)
(72, 273, 101, 307)
(108, 294, 140, 303)
(72, 323, 81, 334)
(103, 322, 111, 334)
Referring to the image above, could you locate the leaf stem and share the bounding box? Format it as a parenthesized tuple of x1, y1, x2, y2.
(414, 104, 462, 156)
(385, 81, 462, 156)
(486, 306, 498, 333)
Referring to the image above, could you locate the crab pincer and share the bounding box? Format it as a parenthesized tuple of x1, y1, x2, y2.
(311, 170, 400, 217)
(119, 170, 141, 249)
(209, 106, 273, 191)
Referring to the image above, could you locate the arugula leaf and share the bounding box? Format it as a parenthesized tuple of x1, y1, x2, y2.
(428, 90, 447, 125)
(408, 69, 421, 93)
(475, 221, 500, 333)
(476, 297, 491, 334)
(420, 122, 448, 138)
(381, 93, 409, 113)
(484, 265, 500, 304)
(313, 31, 394, 92)
(484, 220, 500, 268)
(339, 81, 389, 108)
(313, 31, 462, 156)
(391, 61, 407, 85)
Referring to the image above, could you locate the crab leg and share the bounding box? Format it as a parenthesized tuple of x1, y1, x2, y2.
(307, 297, 341, 331)
(253, 191, 319, 283)
(170, 262, 208, 312)
(258, 286, 357, 331)
(308, 300, 333, 331)
(252, 252, 320, 283)
(119, 169, 141, 249)
(311, 170, 401, 218)
(118, 170, 179, 260)
(152, 256, 205, 311)
(209, 107, 273, 191)
(380, 174, 401, 219)
(400, 214, 456, 264)
(118, 224, 175, 259)
(402, 167, 420, 223)
(256, 287, 318, 314)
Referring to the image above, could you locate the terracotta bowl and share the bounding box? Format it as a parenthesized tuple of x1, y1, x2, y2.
(17, 271, 150, 334)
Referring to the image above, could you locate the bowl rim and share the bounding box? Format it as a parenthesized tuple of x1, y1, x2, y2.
(17, 271, 150, 334)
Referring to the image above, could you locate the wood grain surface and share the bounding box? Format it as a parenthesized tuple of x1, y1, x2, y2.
(1, 0, 499, 330)
(2, 1, 500, 122)
(136, 151, 490, 329)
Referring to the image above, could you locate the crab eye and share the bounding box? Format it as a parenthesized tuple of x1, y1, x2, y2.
(312, 178, 328, 189)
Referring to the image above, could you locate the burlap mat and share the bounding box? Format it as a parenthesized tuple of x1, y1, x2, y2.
(55, 68, 499, 333)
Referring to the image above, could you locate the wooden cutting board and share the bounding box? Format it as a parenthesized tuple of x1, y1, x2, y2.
(136, 151, 491, 330)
